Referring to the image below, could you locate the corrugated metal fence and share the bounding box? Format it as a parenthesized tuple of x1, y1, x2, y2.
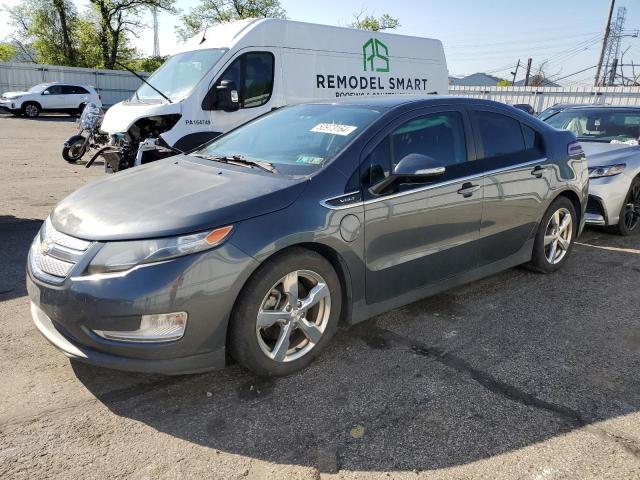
(0, 62, 149, 107)
(449, 86, 640, 113)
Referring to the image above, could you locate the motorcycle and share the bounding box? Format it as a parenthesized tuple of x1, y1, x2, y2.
(62, 103, 109, 163)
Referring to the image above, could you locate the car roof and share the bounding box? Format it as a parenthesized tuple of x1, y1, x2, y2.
(312, 95, 515, 110)
(563, 104, 640, 112)
(36, 82, 93, 88)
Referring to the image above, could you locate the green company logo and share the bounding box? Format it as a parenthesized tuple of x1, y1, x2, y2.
(362, 38, 389, 72)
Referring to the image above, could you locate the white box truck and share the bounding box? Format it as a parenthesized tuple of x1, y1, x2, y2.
(96, 18, 449, 171)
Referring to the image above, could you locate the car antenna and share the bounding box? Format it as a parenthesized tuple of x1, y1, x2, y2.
(200, 25, 208, 44)
(115, 60, 172, 104)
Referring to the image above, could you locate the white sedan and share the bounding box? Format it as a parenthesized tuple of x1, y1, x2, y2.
(546, 105, 640, 235)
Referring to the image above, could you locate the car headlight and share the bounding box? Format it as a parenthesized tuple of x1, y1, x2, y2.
(86, 225, 233, 275)
(589, 164, 626, 179)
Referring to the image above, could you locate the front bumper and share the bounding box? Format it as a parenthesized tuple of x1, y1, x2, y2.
(27, 242, 259, 375)
(586, 174, 632, 226)
(0, 100, 17, 112)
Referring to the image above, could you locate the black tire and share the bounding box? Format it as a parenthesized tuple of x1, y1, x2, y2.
(73, 103, 87, 116)
(62, 137, 87, 163)
(605, 177, 640, 236)
(228, 247, 342, 377)
(527, 196, 577, 273)
(22, 102, 40, 118)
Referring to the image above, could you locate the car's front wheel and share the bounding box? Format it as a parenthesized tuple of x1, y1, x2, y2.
(606, 177, 640, 236)
(22, 102, 40, 118)
(228, 248, 342, 377)
(528, 196, 577, 273)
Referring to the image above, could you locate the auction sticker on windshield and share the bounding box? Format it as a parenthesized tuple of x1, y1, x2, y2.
(310, 123, 358, 136)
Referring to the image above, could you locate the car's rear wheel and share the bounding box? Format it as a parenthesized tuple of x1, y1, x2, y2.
(22, 102, 40, 118)
(606, 177, 640, 236)
(528, 196, 577, 273)
(228, 248, 341, 377)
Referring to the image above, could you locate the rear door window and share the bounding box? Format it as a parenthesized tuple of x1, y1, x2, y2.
(473, 110, 545, 162)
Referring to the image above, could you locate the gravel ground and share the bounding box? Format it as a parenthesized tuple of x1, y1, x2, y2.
(1, 112, 640, 479)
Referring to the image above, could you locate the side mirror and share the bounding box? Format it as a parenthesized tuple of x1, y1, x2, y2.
(215, 80, 239, 112)
(369, 153, 445, 195)
(42, 91, 50, 95)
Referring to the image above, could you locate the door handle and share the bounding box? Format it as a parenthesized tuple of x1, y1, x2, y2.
(531, 165, 549, 178)
(457, 182, 480, 197)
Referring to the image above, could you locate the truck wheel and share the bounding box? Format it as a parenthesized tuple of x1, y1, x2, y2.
(606, 177, 640, 236)
(527, 196, 577, 273)
(228, 248, 342, 377)
(22, 102, 40, 118)
(62, 137, 87, 163)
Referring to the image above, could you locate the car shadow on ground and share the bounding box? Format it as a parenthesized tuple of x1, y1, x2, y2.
(0, 215, 42, 301)
(0, 112, 77, 122)
(71, 228, 640, 473)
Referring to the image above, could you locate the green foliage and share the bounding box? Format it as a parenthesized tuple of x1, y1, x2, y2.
(127, 56, 167, 72)
(350, 11, 400, 31)
(497, 79, 511, 87)
(178, 0, 287, 41)
(7, 0, 173, 71)
(0, 43, 18, 62)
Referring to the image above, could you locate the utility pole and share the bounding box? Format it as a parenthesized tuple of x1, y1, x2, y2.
(595, 0, 616, 86)
(524, 58, 533, 86)
(608, 58, 618, 85)
(511, 59, 521, 86)
(152, 7, 160, 58)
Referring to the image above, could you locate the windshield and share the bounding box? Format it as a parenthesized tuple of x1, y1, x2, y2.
(195, 104, 383, 174)
(28, 84, 49, 93)
(136, 49, 226, 102)
(546, 109, 640, 142)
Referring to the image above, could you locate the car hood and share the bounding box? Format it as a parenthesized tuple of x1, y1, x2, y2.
(1, 91, 29, 98)
(51, 156, 308, 241)
(581, 142, 640, 168)
(101, 100, 182, 135)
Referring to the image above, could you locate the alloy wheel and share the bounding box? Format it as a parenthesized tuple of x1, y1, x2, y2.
(544, 207, 573, 265)
(623, 182, 640, 231)
(25, 105, 38, 117)
(256, 269, 331, 362)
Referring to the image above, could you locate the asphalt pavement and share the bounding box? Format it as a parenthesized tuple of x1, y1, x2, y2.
(1, 112, 639, 479)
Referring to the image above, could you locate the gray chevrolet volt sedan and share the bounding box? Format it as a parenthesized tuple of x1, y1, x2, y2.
(27, 97, 588, 376)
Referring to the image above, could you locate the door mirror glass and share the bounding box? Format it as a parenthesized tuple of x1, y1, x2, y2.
(370, 154, 445, 195)
(216, 80, 239, 112)
(393, 153, 446, 177)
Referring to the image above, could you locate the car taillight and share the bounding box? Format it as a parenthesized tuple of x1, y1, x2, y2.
(568, 141, 584, 156)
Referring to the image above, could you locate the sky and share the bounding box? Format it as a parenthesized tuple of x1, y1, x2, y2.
(1, 0, 639, 86)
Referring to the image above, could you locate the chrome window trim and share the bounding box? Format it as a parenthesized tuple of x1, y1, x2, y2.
(320, 158, 547, 210)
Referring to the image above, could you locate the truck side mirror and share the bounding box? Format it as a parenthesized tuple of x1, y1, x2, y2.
(215, 80, 240, 112)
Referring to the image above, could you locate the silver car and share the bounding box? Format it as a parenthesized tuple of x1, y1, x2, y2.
(545, 106, 640, 235)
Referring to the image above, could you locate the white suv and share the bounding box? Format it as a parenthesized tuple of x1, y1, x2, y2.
(0, 83, 101, 118)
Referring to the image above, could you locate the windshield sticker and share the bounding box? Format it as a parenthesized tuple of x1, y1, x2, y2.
(310, 123, 358, 136)
(296, 155, 325, 165)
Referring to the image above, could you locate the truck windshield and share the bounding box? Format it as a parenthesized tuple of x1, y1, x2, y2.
(136, 49, 226, 103)
(546, 109, 640, 143)
(195, 104, 382, 174)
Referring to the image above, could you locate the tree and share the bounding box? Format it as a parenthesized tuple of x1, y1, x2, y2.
(529, 61, 560, 87)
(7, 0, 80, 66)
(87, 0, 176, 70)
(178, 0, 287, 41)
(497, 79, 511, 87)
(350, 9, 400, 31)
(0, 43, 17, 62)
